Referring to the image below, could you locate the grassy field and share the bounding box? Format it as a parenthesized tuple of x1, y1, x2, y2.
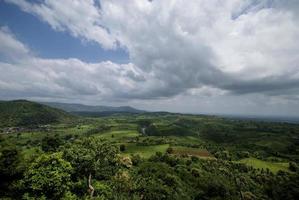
(123, 143, 169, 158)
(172, 146, 213, 158)
(167, 136, 203, 145)
(97, 130, 139, 139)
(59, 124, 95, 135)
(239, 157, 290, 173)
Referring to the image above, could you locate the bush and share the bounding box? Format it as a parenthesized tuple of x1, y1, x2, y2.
(22, 153, 73, 199)
(289, 162, 298, 172)
(120, 144, 126, 152)
(131, 154, 142, 166)
(166, 147, 174, 154)
(41, 135, 63, 152)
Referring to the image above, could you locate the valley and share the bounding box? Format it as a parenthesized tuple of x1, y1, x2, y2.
(0, 100, 299, 199)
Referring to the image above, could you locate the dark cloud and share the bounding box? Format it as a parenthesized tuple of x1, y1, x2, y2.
(1, 0, 299, 115)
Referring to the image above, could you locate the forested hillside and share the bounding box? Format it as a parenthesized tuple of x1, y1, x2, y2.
(0, 100, 74, 127)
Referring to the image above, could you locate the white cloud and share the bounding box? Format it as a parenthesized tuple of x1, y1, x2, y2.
(6, 0, 117, 49)
(99, 0, 299, 96)
(0, 27, 145, 102)
(6, 0, 299, 90)
(2, 0, 299, 115)
(0, 26, 30, 61)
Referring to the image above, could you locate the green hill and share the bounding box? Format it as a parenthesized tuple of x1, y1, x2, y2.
(40, 102, 146, 113)
(0, 100, 74, 127)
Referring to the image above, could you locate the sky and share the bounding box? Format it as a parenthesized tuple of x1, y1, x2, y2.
(0, 0, 299, 116)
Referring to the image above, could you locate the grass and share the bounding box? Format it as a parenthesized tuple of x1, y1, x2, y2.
(60, 124, 95, 135)
(255, 138, 291, 152)
(239, 157, 289, 173)
(172, 146, 213, 158)
(96, 130, 140, 141)
(167, 136, 203, 145)
(1, 131, 45, 147)
(123, 143, 169, 158)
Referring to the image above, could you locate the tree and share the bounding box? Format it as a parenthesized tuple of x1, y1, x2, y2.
(289, 162, 298, 172)
(166, 147, 174, 154)
(0, 146, 21, 197)
(63, 137, 120, 197)
(22, 152, 73, 199)
(145, 124, 160, 136)
(41, 134, 63, 152)
(120, 144, 126, 152)
(131, 154, 142, 166)
(133, 162, 187, 200)
(0, 146, 20, 178)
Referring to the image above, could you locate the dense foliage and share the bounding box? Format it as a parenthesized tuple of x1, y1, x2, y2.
(0, 100, 74, 127)
(0, 103, 299, 199)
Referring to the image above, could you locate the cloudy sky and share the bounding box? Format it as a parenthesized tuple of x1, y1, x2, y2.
(1, 0, 299, 116)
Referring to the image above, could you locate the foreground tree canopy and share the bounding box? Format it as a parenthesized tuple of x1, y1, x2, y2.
(22, 153, 73, 199)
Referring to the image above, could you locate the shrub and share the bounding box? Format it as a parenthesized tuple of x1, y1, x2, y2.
(166, 147, 174, 154)
(289, 162, 298, 172)
(120, 144, 126, 152)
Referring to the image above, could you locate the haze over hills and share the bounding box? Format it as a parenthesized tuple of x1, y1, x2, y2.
(2, 99, 298, 125)
(40, 102, 146, 114)
(0, 100, 74, 127)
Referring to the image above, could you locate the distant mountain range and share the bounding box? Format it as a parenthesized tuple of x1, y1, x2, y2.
(39, 102, 146, 114)
(0, 100, 146, 127)
(0, 100, 74, 127)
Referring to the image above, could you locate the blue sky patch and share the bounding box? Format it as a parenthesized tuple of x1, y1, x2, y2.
(0, 2, 129, 63)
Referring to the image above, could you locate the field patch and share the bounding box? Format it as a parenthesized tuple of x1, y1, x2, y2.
(239, 157, 289, 173)
(96, 130, 139, 141)
(167, 136, 202, 145)
(172, 146, 213, 158)
(123, 143, 169, 158)
(61, 124, 95, 135)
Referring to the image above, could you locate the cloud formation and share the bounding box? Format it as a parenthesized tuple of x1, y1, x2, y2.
(2, 0, 299, 114)
(6, 0, 117, 49)
(0, 27, 30, 61)
(0, 27, 143, 101)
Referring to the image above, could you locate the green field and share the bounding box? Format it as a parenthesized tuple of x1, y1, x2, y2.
(123, 143, 169, 158)
(172, 146, 213, 158)
(239, 157, 290, 173)
(96, 130, 140, 141)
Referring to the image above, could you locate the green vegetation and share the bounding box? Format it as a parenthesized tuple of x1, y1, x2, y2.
(124, 143, 169, 158)
(22, 152, 73, 199)
(96, 130, 139, 140)
(0, 100, 74, 127)
(171, 146, 213, 158)
(0, 101, 299, 199)
(239, 157, 289, 173)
